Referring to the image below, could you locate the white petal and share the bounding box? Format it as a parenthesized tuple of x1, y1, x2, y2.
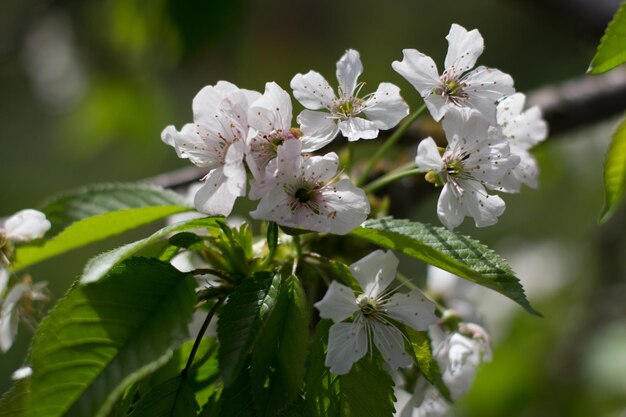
(0, 267, 8, 300)
(415, 137, 444, 172)
(498, 94, 547, 149)
(350, 250, 399, 299)
(370, 320, 412, 370)
(423, 94, 449, 122)
(510, 147, 539, 189)
(459, 180, 505, 228)
(248, 158, 278, 200)
(11, 366, 32, 380)
(362, 82, 409, 130)
(437, 183, 465, 230)
(496, 92, 525, 126)
(302, 152, 339, 184)
(338, 117, 378, 141)
(463, 67, 515, 123)
(223, 142, 247, 196)
(336, 49, 363, 96)
(326, 321, 368, 375)
(392, 49, 440, 97)
(290, 71, 336, 110)
(0, 283, 28, 352)
(442, 107, 489, 146)
(249, 186, 292, 225)
(161, 124, 219, 169)
(315, 179, 370, 235)
(314, 281, 359, 323)
(297, 110, 339, 152)
(385, 290, 438, 332)
(193, 168, 241, 216)
(248, 82, 293, 132)
(444, 24, 484, 75)
(192, 81, 239, 125)
(275, 139, 304, 176)
(4, 209, 51, 242)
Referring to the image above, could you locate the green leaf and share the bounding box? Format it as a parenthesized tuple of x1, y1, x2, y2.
(600, 115, 626, 222)
(351, 218, 539, 316)
(0, 378, 30, 417)
(39, 183, 190, 237)
(305, 320, 340, 417)
(588, 2, 626, 74)
(267, 222, 278, 257)
(251, 275, 310, 417)
(80, 216, 222, 283)
(406, 328, 451, 401)
(127, 376, 199, 417)
(218, 360, 256, 417)
(27, 257, 197, 417)
(340, 357, 396, 417)
(217, 271, 281, 387)
(12, 205, 192, 272)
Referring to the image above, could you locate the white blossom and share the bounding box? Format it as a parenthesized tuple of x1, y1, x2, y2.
(161, 81, 261, 216)
(250, 140, 369, 235)
(1, 209, 50, 243)
(314, 250, 437, 374)
(11, 366, 32, 380)
(397, 381, 452, 417)
(0, 279, 49, 352)
(496, 93, 548, 190)
(291, 49, 409, 149)
(393, 23, 514, 122)
(415, 108, 520, 229)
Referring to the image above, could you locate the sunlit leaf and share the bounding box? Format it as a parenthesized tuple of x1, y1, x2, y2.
(351, 218, 539, 316)
(340, 357, 396, 417)
(600, 115, 626, 223)
(588, 2, 626, 74)
(406, 328, 451, 401)
(80, 216, 222, 283)
(27, 257, 197, 417)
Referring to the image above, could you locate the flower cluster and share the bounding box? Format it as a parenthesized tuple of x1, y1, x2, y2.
(162, 50, 411, 235)
(0, 209, 51, 352)
(394, 24, 547, 229)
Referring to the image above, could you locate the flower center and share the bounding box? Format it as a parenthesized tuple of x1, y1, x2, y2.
(435, 73, 468, 103)
(294, 187, 314, 203)
(332, 97, 364, 119)
(356, 294, 378, 316)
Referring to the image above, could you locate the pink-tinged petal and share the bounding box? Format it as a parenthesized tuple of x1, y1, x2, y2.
(363, 82, 409, 130)
(4, 210, 50, 243)
(459, 180, 506, 228)
(316, 179, 370, 235)
(350, 250, 399, 298)
(338, 117, 378, 141)
(385, 290, 438, 331)
(370, 320, 412, 370)
(392, 49, 440, 97)
(437, 183, 465, 230)
(194, 168, 240, 216)
(249, 82, 293, 133)
(416, 137, 445, 172)
(326, 321, 368, 375)
(192, 81, 239, 125)
(463, 66, 514, 123)
(297, 110, 339, 152)
(291, 71, 336, 110)
(314, 281, 359, 323)
(444, 24, 484, 75)
(336, 49, 363, 96)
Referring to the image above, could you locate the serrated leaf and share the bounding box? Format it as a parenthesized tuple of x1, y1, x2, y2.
(351, 218, 539, 316)
(406, 328, 451, 402)
(600, 115, 626, 222)
(27, 257, 197, 417)
(340, 357, 396, 417)
(251, 275, 309, 417)
(0, 378, 30, 417)
(39, 183, 190, 237)
(588, 2, 626, 74)
(80, 216, 222, 283)
(12, 205, 191, 272)
(127, 376, 199, 417)
(218, 360, 256, 417)
(217, 271, 281, 386)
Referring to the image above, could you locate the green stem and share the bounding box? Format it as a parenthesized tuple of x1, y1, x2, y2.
(182, 297, 225, 378)
(362, 166, 422, 194)
(357, 104, 427, 186)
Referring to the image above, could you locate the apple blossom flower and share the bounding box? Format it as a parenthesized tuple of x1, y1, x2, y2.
(392, 23, 514, 122)
(1, 209, 50, 244)
(496, 93, 548, 191)
(291, 49, 409, 149)
(314, 250, 437, 375)
(161, 81, 261, 216)
(250, 140, 369, 235)
(415, 108, 520, 229)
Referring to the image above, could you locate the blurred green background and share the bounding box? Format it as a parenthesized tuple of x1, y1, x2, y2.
(1, 0, 625, 415)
